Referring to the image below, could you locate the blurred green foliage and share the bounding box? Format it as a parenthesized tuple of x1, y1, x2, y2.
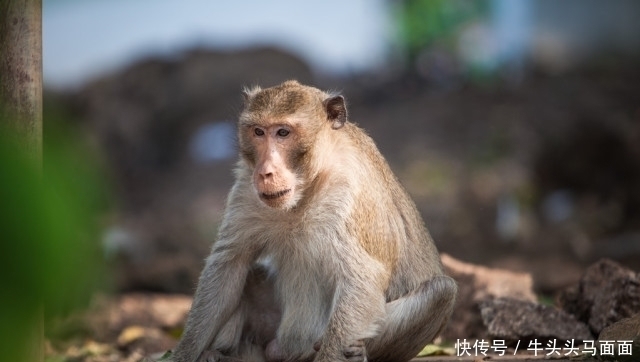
(394, 0, 489, 60)
(0, 101, 109, 361)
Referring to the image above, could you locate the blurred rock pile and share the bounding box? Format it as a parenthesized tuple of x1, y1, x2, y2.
(446, 258, 639, 344)
(46, 256, 639, 361)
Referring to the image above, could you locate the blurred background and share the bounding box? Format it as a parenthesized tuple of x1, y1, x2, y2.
(40, 0, 640, 352)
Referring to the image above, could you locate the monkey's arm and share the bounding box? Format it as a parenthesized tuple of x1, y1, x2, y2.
(171, 241, 252, 362)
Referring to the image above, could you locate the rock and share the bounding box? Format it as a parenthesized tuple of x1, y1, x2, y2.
(558, 259, 640, 335)
(597, 313, 640, 362)
(491, 254, 584, 294)
(480, 297, 592, 343)
(440, 254, 537, 340)
(442, 254, 537, 301)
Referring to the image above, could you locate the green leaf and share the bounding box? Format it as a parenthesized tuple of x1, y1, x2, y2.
(417, 344, 456, 357)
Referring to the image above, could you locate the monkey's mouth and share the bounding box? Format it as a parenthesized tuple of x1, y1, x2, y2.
(261, 189, 291, 200)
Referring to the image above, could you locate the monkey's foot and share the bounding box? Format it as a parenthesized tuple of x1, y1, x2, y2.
(343, 340, 367, 362)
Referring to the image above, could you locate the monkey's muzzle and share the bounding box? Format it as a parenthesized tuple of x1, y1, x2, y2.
(261, 189, 291, 200)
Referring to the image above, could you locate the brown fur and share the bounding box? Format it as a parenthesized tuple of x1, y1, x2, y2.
(170, 81, 457, 362)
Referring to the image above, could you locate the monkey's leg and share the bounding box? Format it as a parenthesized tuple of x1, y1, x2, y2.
(366, 275, 457, 362)
(201, 306, 244, 359)
(203, 265, 279, 362)
(201, 305, 272, 362)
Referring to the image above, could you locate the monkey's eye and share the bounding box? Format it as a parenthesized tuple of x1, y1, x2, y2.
(254, 128, 265, 136)
(277, 129, 290, 137)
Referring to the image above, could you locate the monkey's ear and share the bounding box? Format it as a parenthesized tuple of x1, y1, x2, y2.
(242, 85, 261, 104)
(324, 95, 347, 130)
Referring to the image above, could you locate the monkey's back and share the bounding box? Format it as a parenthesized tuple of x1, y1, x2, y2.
(341, 123, 445, 301)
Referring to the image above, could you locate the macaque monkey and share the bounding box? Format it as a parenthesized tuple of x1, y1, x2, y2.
(170, 80, 456, 362)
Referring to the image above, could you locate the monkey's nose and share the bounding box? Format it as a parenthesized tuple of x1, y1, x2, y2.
(258, 165, 274, 179)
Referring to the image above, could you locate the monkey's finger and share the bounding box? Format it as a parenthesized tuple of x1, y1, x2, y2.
(343, 346, 364, 357)
(343, 339, 366, 362)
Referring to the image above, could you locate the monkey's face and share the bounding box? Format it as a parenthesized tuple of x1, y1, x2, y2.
(238, 80, 348, 210)
(245, 123, 301, 210)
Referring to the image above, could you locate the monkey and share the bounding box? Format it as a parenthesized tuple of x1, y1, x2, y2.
(170, 80, 457, 362)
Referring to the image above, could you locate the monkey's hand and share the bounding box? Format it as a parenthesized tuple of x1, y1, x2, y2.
(313, 340, 367, 362)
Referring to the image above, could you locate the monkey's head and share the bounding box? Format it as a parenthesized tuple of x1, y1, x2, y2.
(238, 80, 347, 210)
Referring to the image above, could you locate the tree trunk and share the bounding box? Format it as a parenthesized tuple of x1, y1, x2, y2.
(0, 0, 43, 168)
(0, 1, 43, 362)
